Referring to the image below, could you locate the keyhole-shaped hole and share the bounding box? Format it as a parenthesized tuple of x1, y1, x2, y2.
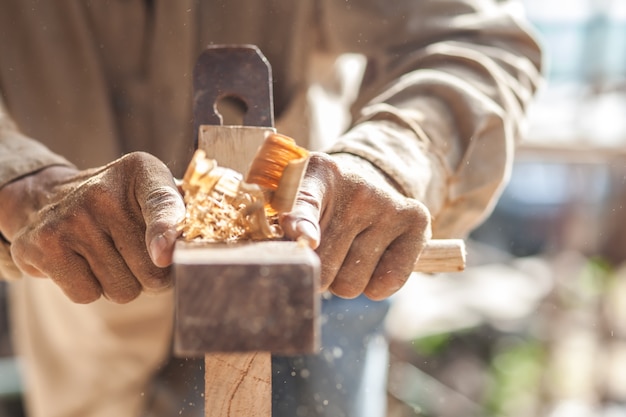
(215, 95, 248, 126)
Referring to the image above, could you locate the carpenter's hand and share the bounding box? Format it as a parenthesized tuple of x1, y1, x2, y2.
(0, 152, 185, 304)
(281, 152, 431, 300)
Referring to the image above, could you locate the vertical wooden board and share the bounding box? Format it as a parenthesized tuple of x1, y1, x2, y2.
(205, 352, 271, 417)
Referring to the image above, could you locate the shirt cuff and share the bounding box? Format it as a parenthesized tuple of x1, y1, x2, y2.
(326, 118, 448, 217)
(0, 129, 75, 189)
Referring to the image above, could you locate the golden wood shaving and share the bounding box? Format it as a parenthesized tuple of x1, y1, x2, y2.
(246, 133, 309, 215)
(178, 149, 281, 243)
(178, 133, 310, 243)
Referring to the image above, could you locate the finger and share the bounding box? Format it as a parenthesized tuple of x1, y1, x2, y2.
(108, 214, 172, 293)
(281, 174, 325, 249)
(143, 185, 185, 267)
(328, 228, 391, 299)
(315, 224, 357, 291)
(11, 247, 46, 278)
(129, 154, 186, 268)
(11, 228, 104, 303)
(364, 233, 424, 301)
(148, 226, 182, 268)
(50, 253, 103, 304)
(280, 215, 320, 249)
(6, 209, 103, 303)
(44, 252, 103, 304)
(78, 232, 142, 304)
(9, 228, 54, 278)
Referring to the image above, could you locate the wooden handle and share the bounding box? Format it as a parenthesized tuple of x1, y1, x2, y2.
(414, 239, 466, 273)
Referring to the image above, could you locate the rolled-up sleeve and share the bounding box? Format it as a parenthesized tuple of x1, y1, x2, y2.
(0, 95, 74, 189)
(321, 0, 543, 238)
(0, 93, 74, 279)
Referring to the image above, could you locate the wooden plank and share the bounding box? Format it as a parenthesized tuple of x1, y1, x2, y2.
(204, 352, 271, 417)
(414, 239, 466, 273)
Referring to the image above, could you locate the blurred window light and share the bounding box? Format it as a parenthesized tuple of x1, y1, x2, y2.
(520, 0, 626, 147)
(522, 0, 626, 84)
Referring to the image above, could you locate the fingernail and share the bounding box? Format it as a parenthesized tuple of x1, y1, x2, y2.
(149, 234, 167, 266)
(296, 220, 320, 249)
(149, 229, 179, 267)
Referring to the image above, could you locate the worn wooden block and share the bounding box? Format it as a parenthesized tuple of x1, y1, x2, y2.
(173, 240, 320, 357)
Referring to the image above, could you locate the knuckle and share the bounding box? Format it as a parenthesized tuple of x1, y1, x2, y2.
(145, 187, 183, 218)
(364, 286, 390, 301)
(307, 152, 338, 172)
(329, 273, 364, 299)
(399, 200, 431, 233)
(82, 183, 111, 207)
(363, 286, 386, 301)
(9, 235, 30, 262)
(120, 151, 157, 167)
(107, 285, 142, 304)
(120, 152, 168, 179)
(140, 270, 172, 293)
(329, 283, 360, 299)
(66, 287, 102, 304)
(13, 226, 64, 264)
(367, 274, 407, 301)
(308, 153, 341, 180)
(403, 199, 430, 220)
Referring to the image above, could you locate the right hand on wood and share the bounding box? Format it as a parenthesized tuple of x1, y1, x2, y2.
(280, 152, 432, 301)
(0, 152, 185, 303)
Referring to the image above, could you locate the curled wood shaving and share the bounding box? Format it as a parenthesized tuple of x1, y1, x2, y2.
(178, 149, 282, 243)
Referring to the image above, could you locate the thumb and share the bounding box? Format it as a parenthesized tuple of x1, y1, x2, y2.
(131, 155, 186, 267)
(143, 186, 185, 267)
(280, 177, 324, 250)
(280, 213, 321, 249)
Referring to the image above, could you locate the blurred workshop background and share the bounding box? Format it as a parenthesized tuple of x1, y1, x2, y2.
(2, 0, 626, 416)
(386, 0, 626, 416)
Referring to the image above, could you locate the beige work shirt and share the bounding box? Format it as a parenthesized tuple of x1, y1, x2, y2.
(0, 2, 542, 416)
(0, 0, 542, 245)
